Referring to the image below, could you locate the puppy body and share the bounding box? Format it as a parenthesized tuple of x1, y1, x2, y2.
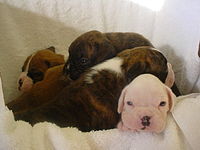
(85, 57, 123, 84)
(18, 47, 65, 92)
(14, 47, 176, 132)
(64, 30, 153, 80)
(7, 64, 70, 113)
(117, 74, 176, 133)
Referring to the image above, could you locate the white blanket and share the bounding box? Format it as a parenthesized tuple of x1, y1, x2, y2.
(0, 77, 200, 150)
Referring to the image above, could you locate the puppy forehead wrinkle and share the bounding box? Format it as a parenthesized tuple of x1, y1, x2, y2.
(131, 74, 163, 86)
(126, 74, 168, 103)
(84, 57, 123, 84)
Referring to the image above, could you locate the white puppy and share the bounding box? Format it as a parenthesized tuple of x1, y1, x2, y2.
(117, 74, 176, 133)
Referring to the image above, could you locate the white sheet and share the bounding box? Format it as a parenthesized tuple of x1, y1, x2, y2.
(0, 0, 199, 103)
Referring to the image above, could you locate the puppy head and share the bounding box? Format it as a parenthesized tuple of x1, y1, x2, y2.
(18, 46, 65, 92)
(64, 30, 116, 80)
(118, 47, 175, 88)
(117, 74, 176, 133)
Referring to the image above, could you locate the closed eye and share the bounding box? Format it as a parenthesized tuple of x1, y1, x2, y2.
(127, 101, 133, 106)
(159, 101, 166, 106)
(80, 58, 88, 64)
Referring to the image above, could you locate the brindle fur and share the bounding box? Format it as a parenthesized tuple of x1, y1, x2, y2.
(63, 30, 153, 80)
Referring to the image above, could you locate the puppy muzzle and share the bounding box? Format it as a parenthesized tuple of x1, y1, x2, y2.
(18, 72, 33, 92)
(141, 116, 151, 127)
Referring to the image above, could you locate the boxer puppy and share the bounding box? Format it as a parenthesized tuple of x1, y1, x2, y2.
(7, 64, 70, 113)
(14, 47, 176, 132)
(117, 74, 175, 133)
(63, 30, 153, 80)
(18, 46, 65, 92)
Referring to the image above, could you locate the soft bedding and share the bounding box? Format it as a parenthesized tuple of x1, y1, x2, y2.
(0, 76, 200, 150)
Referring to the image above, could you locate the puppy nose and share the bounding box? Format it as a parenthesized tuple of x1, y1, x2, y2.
(18, 79, 23, 87)
(141, 116, 151, 126)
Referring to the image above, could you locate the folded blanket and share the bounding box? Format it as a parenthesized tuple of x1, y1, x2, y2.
(0, 76, 199, 150)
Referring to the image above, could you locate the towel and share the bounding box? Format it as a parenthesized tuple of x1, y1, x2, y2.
(0, 76, 199, 150)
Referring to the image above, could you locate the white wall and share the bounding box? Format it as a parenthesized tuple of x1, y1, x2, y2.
(152, 0, 200, 94)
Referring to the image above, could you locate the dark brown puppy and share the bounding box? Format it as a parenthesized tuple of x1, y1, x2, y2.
(18, 46, 65, 92)
(15, 47, 176, 132)
(7, 64, 70, 113)
(63, 30, 153, 80)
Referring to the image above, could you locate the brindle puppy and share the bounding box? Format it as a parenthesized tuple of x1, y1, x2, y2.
(63, 30, 153, 80)
(15, 47, 177, 132)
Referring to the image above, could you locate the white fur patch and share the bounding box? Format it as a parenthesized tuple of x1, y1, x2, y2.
(17, 52, 36, 90)
(85, 57, 123, 84)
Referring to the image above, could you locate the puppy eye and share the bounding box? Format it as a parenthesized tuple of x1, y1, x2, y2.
(159, 101, 166, 106)
(80, 58, 88, 64)
(127, 101, 133, 106)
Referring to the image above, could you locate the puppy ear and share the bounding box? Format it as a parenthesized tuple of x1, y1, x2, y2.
(118, 87, 127, 114)
(165, 63, 175, 88)
(44, 54, 65, 68)
(165, 86, 176, 112)
(47, 46, 56, 53)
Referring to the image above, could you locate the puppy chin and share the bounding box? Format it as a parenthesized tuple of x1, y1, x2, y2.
(69, 71, 82, 80)
(138, 120, 166, 133)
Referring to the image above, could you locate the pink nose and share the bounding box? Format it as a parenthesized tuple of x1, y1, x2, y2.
(141, 116, 151, 127)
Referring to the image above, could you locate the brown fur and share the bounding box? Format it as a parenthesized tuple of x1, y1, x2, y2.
(21, 46, 65, 84)
(7, 64, 70, 113)
(14, 47, 178, 132)
(63, 30, 153, 80)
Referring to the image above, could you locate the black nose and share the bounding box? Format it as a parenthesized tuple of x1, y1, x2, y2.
(141, 116, 151, 126)
(18, 79, 23, 87)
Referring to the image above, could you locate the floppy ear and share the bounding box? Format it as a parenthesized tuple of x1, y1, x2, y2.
(44, 54, 65, 68)
(165, 63, 175, 88)
(118, 87, 127, 114)
(165, 86, 176, 112)
(47, 46, 56, 53)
